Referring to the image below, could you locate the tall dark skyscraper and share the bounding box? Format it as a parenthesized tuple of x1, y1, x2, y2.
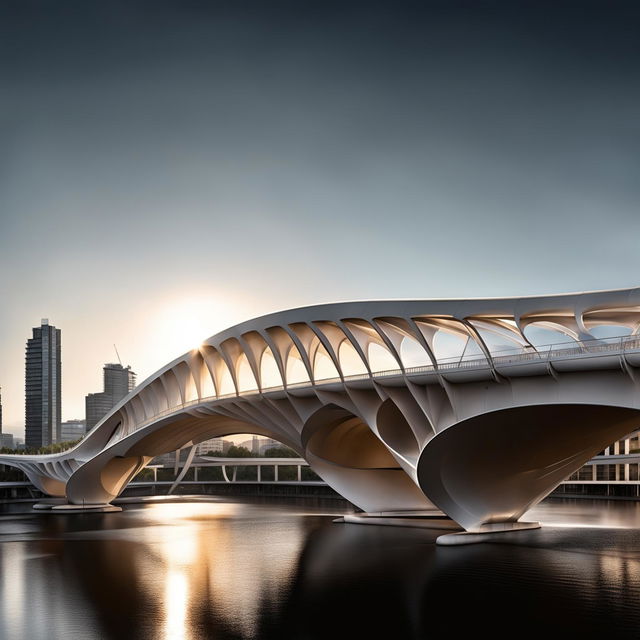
(85, 363, 136, 431)
(25, 319, 61, 448)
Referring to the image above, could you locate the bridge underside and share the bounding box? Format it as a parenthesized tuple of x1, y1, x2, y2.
(19, 397, 640, 533)
(417, 404, 640, 530)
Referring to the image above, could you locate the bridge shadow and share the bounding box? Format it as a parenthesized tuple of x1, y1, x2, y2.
(258, 521, 640, 638)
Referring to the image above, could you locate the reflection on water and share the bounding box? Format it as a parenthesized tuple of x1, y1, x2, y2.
(527, 497, 640, 528)
(1, 497, 640, 639)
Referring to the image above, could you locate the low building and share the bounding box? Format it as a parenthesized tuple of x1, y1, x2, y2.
(196, 438, 225, 456)
(85, 393, 114, 431)
(0, 433, 14, 449)
(60, 419, 86, 442)
(238, 436, 280, 453)
(259, 438, 282, 454)
(559, 428, 640, 498)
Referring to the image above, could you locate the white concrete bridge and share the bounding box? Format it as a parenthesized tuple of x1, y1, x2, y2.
(4, 287, 640, 540)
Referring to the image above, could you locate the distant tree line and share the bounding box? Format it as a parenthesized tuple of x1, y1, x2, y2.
(221, 444, 300, 458)
(0, 439, 81, 456)
(0, 441, 297, 458)
(0, 440, 83, 480)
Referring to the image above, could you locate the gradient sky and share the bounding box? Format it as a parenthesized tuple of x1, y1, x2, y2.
(1, 0, 640, 436)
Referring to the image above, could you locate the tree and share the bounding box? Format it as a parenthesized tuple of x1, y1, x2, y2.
(262, 445, 298, 458)
(225, 445, 253, 458)
(0, 439, 82, 456)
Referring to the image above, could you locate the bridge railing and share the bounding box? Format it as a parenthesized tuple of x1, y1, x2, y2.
(118, 333, 640, 438)
(129, 457, 318, 487)
(333, 334, 640, 379)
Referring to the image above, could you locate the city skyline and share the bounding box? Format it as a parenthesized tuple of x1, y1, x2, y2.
(2, 1, 640, 435)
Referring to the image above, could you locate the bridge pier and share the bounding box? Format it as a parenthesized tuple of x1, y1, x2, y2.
(336, 512, 541, 545)
(435, 521, 541, 545)
(337, 511, 457, 530)
(33, 500, 122, 513)
(417, 404, 640, 532)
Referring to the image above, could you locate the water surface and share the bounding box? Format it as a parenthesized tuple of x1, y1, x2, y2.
(1, 496, 640, 639)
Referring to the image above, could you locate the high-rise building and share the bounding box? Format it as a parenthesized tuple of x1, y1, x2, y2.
(104, 362, 135, 399)
(25, 319, 61, 448)
(85, 363, 136, 431)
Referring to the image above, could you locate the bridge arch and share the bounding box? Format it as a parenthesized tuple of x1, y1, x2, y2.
(66, 410, 298, 506)
(301, 404, 437, 513)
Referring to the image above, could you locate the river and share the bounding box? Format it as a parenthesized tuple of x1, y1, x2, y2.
(1, 496, 640, 639)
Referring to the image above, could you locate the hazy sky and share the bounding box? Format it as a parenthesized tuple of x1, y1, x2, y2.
(1, 0, 640, 435)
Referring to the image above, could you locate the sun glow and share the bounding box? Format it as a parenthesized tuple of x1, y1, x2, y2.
(148, 293, 248, 363)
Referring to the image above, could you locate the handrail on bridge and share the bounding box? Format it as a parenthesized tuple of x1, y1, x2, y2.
(138, 456, 314, 489)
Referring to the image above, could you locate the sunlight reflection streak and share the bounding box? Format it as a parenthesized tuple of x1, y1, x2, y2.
(164, 569, 189, 640)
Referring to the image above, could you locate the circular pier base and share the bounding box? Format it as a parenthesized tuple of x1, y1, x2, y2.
(33, 502, 122, 513)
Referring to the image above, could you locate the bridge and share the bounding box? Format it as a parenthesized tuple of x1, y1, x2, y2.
(3, 287, 640, 542)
